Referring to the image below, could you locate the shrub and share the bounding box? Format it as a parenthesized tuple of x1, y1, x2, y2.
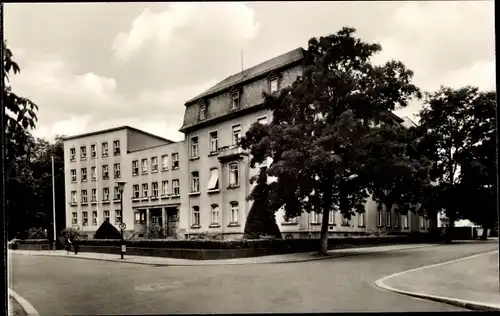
(27, 227, 48, 239)
(94, 220, 121, 239)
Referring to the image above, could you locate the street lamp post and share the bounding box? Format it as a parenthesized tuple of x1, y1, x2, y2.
(116, 181, 127, 260)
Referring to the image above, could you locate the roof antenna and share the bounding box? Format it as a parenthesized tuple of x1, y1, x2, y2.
(241, 49, 244, 77)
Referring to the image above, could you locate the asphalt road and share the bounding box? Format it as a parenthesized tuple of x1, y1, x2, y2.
(9, 241, 498, 314)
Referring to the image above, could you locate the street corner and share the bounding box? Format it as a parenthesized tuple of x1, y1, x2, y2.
(374, 250, 500, 311)
(9, 289, 39, 316)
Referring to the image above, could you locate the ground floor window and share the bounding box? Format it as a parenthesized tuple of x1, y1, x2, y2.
(192, 206, 200, 226)
(115, 210, 122, 224)
(211, 204, 219, 225)
(72, 212, 78, 225)
(377, 212, 383, 227)
(358, 212, 366, 227)
(230, 202, 239, 224)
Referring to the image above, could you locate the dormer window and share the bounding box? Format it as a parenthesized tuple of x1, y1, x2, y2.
(231, 91, 240, 110)
(199, 102, 207, 120)
(269, 77, 279, 94)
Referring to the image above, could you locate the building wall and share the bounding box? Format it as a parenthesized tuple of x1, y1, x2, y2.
(64, 129, 129, 237)
(126, 129, 172, 153)
(184, 108, 271, 238)
(127, 141, 189, 236)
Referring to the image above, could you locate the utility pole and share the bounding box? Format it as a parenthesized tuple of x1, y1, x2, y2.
(496, 7, 500, 294)
(52, 155, 57, 250)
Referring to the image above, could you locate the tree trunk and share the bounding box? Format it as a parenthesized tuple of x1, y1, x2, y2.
(319, 208, 330, 256)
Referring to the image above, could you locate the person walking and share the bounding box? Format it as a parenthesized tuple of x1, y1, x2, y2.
(65, 236, 72, 255)
(73, 236, 80, 255)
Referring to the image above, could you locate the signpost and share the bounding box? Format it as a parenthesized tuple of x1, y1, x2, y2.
(119, 222, 126, 259)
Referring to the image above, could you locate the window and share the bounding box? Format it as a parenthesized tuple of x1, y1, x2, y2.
(91, 144, 96, 158)
(92, 211, 98, 226)
(394, 213, 400, 227)
(102, 165, 109, 179)
(377, 211, 383, 227)
(151, 157, 158, 172)
(103, 187, 109, 201)
(311, 212, 319, 224)
(103, 210, 110, 222)
(192, 206, 200, 226)
(329, 209, 335, 225)
(342, 213, 350, 226)
(115, 210, 122, 224)
(141, 159, 148, 174)
(269, 77, 279, 93)
(132, 160, 139, 176)
(426, 218, 430, 229)
(420, 216, 425, 229)
(162, 180, 168, 196)
(209, 131, 218, 153)
(172, 153, 179, 169)
(82, 211, 88, 226)
(207, 168, 219, 191)
(70, 148, 76, 161)
(161, 155, 168, 171)
(386, 212, 391, 227)
(114, 163, 121, 178)
(71, 169, 77, 182)
(229, 163, 239, 187)
(191, 171, 200, 192)
(114, 186, 121, 200)
(91, 166, 97, 180)
(358, 212, 366, 227)
(172, 179, 180, 196)
(199, 103, 206, 120)
(81, 190, 88, 203)
(71, 191, 77, 204)
(211, 204, 219, 225)
(80, 146, 87, 160)
(102, 142, 108, 157)
(91, 188, 96, 202)
(113, 140, 120, 156)
(231, 91, 240, 109)
(191, 137, 199, 158)
(152, 182, 159, 198)
(72, 212, 78, 225)
(232, 125, 241, 146)
(257, 116, 268, 125)
(81, 168, 87, 182)
(142, 183, 148, 197)
(403, 214, 409, 228)
(133, 185, 140, 199)
(230, 202, 239, 224)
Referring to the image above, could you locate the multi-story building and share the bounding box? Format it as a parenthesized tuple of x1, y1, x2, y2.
(63, 47, 436, 239)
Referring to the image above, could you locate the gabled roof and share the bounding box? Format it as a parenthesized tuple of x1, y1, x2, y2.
(62, 125, 174, 143)
(184, 47, 305, 106)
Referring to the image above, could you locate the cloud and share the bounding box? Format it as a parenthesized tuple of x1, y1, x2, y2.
(112, 3, 259, 63)
(11, 55, 214, 143)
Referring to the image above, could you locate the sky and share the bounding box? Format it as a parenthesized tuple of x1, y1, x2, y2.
(4, 1, 495, 143)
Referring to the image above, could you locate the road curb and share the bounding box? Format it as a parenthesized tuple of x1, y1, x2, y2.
(11, 244, 439, 267)
(374, 250, 500, 312)
(9, 288, 40, 316)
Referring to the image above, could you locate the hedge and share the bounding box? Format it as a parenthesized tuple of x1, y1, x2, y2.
(76, 234, 432, 250)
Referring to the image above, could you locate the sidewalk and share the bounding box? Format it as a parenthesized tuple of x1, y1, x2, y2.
(10, 243, 437, 266)
(376, 249, 500, 311)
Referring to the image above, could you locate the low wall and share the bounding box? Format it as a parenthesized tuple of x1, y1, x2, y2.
(10, 234, 442, 260)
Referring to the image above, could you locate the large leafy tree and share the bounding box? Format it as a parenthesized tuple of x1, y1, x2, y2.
(416, 86, 496, 242)
(455, 91, 496, 239)
(360, 122, 432, 219)
(241, 27, 421, 254)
